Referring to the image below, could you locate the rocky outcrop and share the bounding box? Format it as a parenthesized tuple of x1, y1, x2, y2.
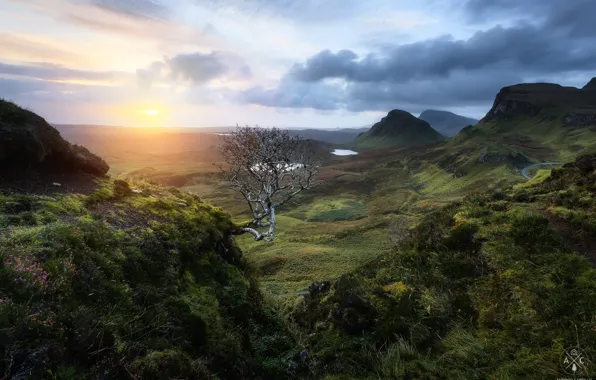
(480, 80, 596, 125)
(0, 99, 108, 177)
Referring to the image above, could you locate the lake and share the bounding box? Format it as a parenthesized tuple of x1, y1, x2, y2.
(331, 149, 358, 156)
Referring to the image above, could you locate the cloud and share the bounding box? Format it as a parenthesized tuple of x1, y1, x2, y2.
(201, 0, 376, 23)
(464, 0, 596, 38)
(0, 62, 127, 83)
(0, 77, 54, 98)
(288, 25, 596, 84)
(87, 0, 170, 20)
(241, 78, 346, 110)
(241, 0, 596, 113)
(11, 0, 222, 49)
(240, 67, 521, 113)
(138, 51, 252, 86)
(167, 52, 229, 83)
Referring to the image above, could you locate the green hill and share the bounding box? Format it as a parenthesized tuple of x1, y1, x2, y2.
(289, 154, 596, 378)
(411, 78, 596, 197)
(354, 109, 445, 149)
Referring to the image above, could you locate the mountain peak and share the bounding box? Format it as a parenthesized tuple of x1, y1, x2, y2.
(583, 77, 596, 90)
(354, 109, 443, 149)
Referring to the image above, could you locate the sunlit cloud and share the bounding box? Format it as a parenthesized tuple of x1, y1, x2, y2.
(1, 0, 595, 126)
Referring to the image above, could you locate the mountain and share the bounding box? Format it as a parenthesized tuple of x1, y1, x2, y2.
(415, 78, 596, 195)
(354, 109, 445, 149)
(480, 80, 596, 125)
(418, 109, 479, 136)
(582, 77, 596, 91)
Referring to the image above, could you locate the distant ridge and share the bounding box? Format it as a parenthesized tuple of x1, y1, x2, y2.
(419, 109, 478, 137)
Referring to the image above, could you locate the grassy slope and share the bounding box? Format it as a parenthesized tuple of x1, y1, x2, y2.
(0, 180, 301, 379)
(289, 154, 596, 379)
(354, 131, 444, 150)
(53, 114, 596, 301)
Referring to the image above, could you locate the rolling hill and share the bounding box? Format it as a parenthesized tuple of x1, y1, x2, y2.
(354, 109, 445, 149)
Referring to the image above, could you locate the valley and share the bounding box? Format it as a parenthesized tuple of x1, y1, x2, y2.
(47, 78, 596, 297)
(2, 76, 596, 378)
(4, 0, 596, 377)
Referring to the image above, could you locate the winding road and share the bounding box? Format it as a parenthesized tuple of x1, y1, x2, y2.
(521, 162, 563, 179)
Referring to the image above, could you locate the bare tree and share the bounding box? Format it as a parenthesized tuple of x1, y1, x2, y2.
(219, 126, 320, 241)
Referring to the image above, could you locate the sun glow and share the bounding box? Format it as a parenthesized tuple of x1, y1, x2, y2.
(142, 109, 161, 116)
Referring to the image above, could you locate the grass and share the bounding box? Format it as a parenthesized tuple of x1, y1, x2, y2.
(238, 214, 392, 295)
(0, 179, 303, 379)
(287, 156, 596, 378)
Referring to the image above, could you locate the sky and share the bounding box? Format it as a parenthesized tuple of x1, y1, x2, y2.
(0, 0, 595, 128)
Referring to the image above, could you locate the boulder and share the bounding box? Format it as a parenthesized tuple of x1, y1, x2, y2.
(575, 155, 596, 173)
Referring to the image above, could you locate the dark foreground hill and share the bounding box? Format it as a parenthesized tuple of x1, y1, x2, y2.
(289, 154, 596, 378)
(0, 100, 108, 186)
(419, 109, 479, 137)
(355, 109, 444, 149)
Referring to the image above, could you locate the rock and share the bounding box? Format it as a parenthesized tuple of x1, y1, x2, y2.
(113, 179, 133, 198)
(0, 99, 109, 177)
(308, 281, 331, 296)
(575, 155, 596, 173)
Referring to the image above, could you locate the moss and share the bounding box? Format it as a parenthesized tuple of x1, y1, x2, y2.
(288, 156, 596, 378)
(0, 179, 301, 379)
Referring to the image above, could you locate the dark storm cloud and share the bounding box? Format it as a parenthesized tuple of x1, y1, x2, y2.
(87, 0, 169, 20)
(343, 68, 523, 112)
(289, 25, 596, 83)
(464, 0, 596, 37)
(0, 62, 126, 82)
(242, 0, 596, 112)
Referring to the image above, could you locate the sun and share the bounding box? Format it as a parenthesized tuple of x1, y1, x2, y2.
(141, 109, 161, 116)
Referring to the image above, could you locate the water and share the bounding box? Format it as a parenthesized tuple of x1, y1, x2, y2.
(251, 162, 303, 172)
(331, 149, 358, 156)
(521, 162, 562, 179)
